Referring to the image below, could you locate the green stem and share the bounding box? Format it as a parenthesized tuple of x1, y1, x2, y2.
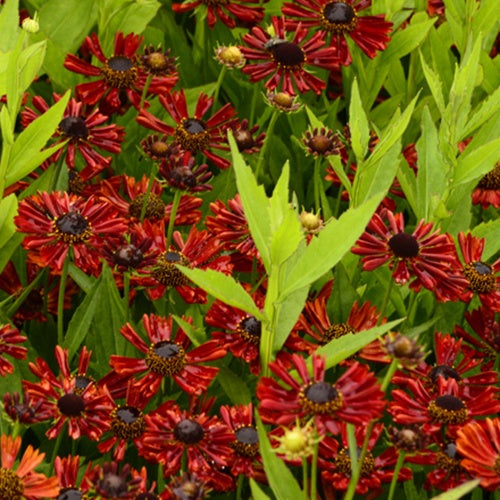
(166, 189, 182, 249)
(123, 271, 130, 320)
(49, 426, 65, 474)
(255, 109, 279, 181)
(381, 358, 399, 392)
(313, 156, 321, 213)
(5, 268, 46, 317)
(212, 65, 227, 109)
(310, 434, 319, 500)
(378, 277, 394, 324)
(57, 254, 70, 346)
(388, 451, 406, 500)
(139, 74, 153, 110)
(302, 456, 309, 500)
(236, 474, 244, 500)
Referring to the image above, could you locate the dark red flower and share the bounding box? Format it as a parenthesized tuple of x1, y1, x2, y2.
(15, 191, 127, 274)
(137, 89, 236, 169)
(64, 32, 178, 115)
(172, 0, 265, 28)
(456, 417, 500, 491)
(109, 313, 226, 400)
(0, 324, 27, 376)
(352, 210, 467, 299)
(84, 461, 142, 498)
(159, 151, 213, 193)
(3, 390, 53, 424)
(457, 232, 500, 312)
(319, 423, 412, 496)
(240, 16, 338, 95)
(54, 455, 93, 498)
(23, 346, 114, 440)
(472, 162, 500, 209)
(137, 399, 235, 491)
(427, 0, 445, 17)
(257, 353, 385, 434)
(0, 434, 59, 499)
(282, 0, 393, 66)
(20, 94, 125, 179)
(229, 118, 266, 154)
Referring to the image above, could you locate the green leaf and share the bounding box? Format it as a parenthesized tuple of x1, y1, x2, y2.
(453, 138, 500, 186)
(419, 51, 446, 114)
(348, 78, 370, 163)
(64, 273, 102, 359)
(255, 413, 303, 500)
(0, 233, 23, 275)
(471, 219, 500, 261)
(431, 479, 480, 500)
(316, 318, 405, 369)
(217, 366, 252, 405)
(249, 478, 271, 500)
(172, 314, 206, 347)
(281, 195, 380, 297)
(229, 131, 272, 272)
(462, 84, 500, 137)
(0, 194, 17, 250)
(177, 267, 265, 321)
(269, 209, 303, 267)
(5, 91, 70, 186)
(18, 41, 47, 95)
(0, 0, 20, 52)
(68, 263, 95, 294)
(326, 154, 352, 198)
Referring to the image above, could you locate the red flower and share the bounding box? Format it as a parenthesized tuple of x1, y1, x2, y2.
(472, 162, 500, 209)
(389, 377, 500, 436)
(3, 390, 53, 424)
(137, 89, 236, 169)
(352, 210, 466, 299)
(137, 399, 235, 491)
(457, 232, 500, 312)
(172, 0, 265, 28)
(282, 0, 393, 66)
(109, 313, 226, 400)
(229, 118, 266, 154)
(0, 324, 27, 376)
(64, 32, 178, 115)
(0, 434, 59, 499)
(142, 225, 233, 303)
(257, 353, 385, 434)
(83, 461, 142, 498)
(456, 417, 500, 491)
(159, 151, 213, 193)
(15, 191, 127, 274)
(23, 346, 114, 440)
(54, 455, 93, 498)
(20, 94, 125, 179)
(319, 423, 412, 496)
(240, 16, 338, 95)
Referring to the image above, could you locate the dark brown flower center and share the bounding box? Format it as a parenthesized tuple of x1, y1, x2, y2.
(237, 316, 261, 345)
(299, 381, 343, 414)
(0, 468, 23, 500)
(235, 130, 255, 151)
(57, 393, 85, 416)
(175, 119, 210, 154)
(463, 262, 495, 293)
(334, 448, 375, 476)
(68, 171, 85, 195)
(146, 340, 186, 376)
(114, 244, 144, 268)
(429, 365, 461, 384)
(143, 51, 173, 74)
(54, 211, 92, 243)
(323, 323, 355, 342)
(321, 2, 358, 33)
(57, 488, 84, 500)
(59, 116, 89, 139)
(111, 405, 145, 439)
(428, 395, 468, 424)
(170, 166, 197, 189)
(233, 426, 260, 457)
(102, 56, 138, 88)
(388, 232, 419, 258)
(477, 163, 500, 190)
(98, 473, 127, 497)
(152, 251, 190, 287)
(174, 418, 205, 444)
(128, 193, 166, 220)
(309, 136, 334, 154)
(269, 41, 306, 67)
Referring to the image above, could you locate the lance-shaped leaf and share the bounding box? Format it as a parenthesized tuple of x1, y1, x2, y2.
(349, 78, 370, 164)
(453, 138, 500, 186)
(177, 266, 265, 321)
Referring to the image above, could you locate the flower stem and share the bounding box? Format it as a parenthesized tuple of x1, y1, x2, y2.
(166, 189, 182, 249)
(255, 109, 279, 181)
(6, 268, 46, 317)
(313, 156, 321, 213)
(388, 450, 406, 500)
(212, 65, 227, 109)
(381, 358, 399, 392)
(310, 434, 319, 500)
(123, 271, 130, 320)
(302, 456, 309, 500)
(378, 277, 394, 325)
(49, 426, 65, 474)
(139, 74, 153, 110)
(57, 254, 70, 346)
(236, 474, 244, 500)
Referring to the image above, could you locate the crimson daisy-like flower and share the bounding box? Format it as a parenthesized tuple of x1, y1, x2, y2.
(159, 151, 213, 193)
(83, 461, 142, 498)
(282, 0, 393, 66)
(3, 390, 53, 424)
(389, 376, 500, 436)
(109, 313, 226, 400)
(472, 162, 500, 209)
(456, 417, 500, 491)
(15, 191, 127, 274)
(54, 455, 93, 499)
(0, 434, 59, 499)
(352, 210, 466, 299)
(23, 346, 114, 440)
(257, 353, 385, 434)
(220, 404, 265, 481)
(137, 399, 235, 491)
(20, 94, 125, 179)
(457, 232, 500, 312)
(64, 32, 178, 115)
(319, 423, 412, 496)
(142, 225, 233, 303)
(172, 0, 265, 29)
(240, 16, 338, 95)
(137, 89, 236, 169)
(229, 118, 266, 154)
(0, 324, 27, 376)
